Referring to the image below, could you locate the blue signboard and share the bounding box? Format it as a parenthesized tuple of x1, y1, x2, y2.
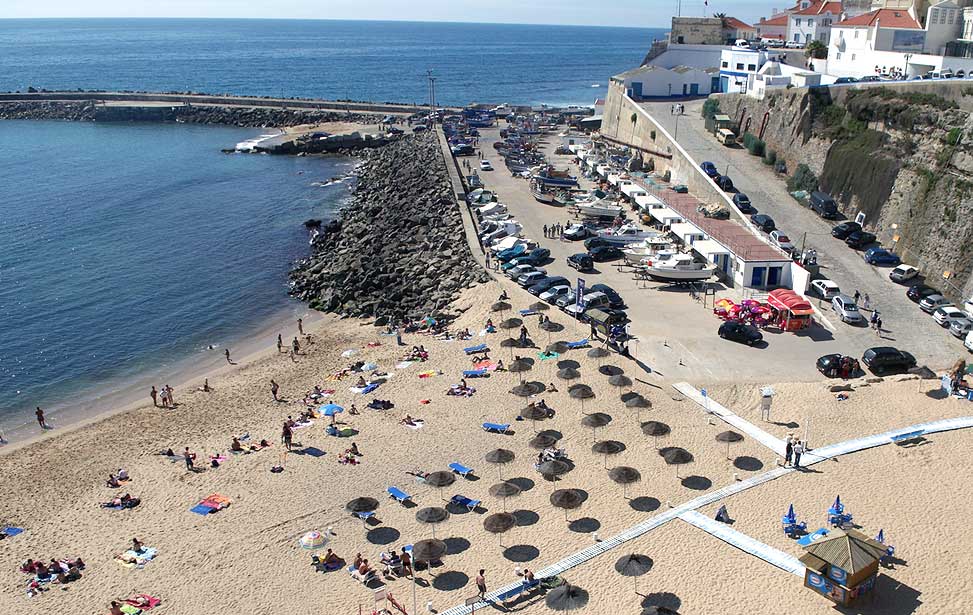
(575, 278, 586, 313)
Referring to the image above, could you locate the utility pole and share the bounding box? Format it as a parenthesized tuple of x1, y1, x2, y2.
(426, 70, 434, 114)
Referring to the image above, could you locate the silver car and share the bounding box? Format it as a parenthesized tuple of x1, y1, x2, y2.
(831, 294, 864, 324)
(950, 318, 973, 338)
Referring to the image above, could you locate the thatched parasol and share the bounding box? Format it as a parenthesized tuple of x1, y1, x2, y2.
(508, 358, 533, 384)
(529, 301, 550, 312)
(557, 367, 581, 381)
(608, 374, 633, 391)
(641, 420, 671, 449)
(424, 470, 456, 500)
(499, 317, 523, 330)
(489, 481, 522, 511)
(615, 553, 654, 594)
(520, 405, 548, 431)
(550, 488, 584, 520)
(545, 583, 589, 612)
(592, 439, 626, 468)
(510, 381, 545, 397)
(412, 538, 447, 563)
(483, 512, 516, 546)
(599, 364, 624, 376)
(415, 506, 450, 538)
(537, 459, 571, 487)
(587, 346, 610, 366)
(581, 412, 612, 442)
(715, 430, 744, 460)
(485, 448, 515, 479)
(659, 447, 694, 478)
(346, 497, 379, 513)
(625, 394, 652, 422)
(547, 341, 570, 355)
(609, 466, 642, 498)
(568, 384, 595, 414)
(529, 433, 558, 450)
(491, 301, 512, 314)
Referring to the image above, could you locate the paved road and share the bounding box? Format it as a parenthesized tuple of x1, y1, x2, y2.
(473, 126, 855, 384)
(642, 100, 960, 370)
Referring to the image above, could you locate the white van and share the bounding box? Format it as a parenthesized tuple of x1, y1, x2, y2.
(965, 330, 973, 352)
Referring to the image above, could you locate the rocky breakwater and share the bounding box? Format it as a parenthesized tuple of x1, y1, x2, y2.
(0, 101, 96, 121)
(289, 132, 490, 319)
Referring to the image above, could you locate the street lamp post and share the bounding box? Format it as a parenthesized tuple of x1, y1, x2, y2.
(904, 53, 913, 78)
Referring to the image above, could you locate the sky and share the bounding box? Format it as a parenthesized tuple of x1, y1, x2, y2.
(1, 1, 782, 28)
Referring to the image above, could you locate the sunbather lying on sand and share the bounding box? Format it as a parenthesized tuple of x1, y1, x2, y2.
(367, 399, 394, 410)
(400, 415, 422, 426)
(104, 493, 140, 509)
(447, 384, 476, 397)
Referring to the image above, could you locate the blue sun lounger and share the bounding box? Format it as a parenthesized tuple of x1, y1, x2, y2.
(464, 343, 488, 355)
(1, 527, 24, 538)
(566, 339, 590, 349)
(463, 369, 489, 378)
(450, 495, 481, 512)
(496, 579, 540, 603)
(449, 462, 473, 477)
(387, 486, 412, 504)
(483, 422, 510, 434)
(353, 511, 375, 522)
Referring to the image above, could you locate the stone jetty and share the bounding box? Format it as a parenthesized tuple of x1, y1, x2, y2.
(289, 132, 490, 319)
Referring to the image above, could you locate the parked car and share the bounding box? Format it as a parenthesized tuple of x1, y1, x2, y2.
(832, 294, 865, 324)
(933, 305, 969, 327)
(863, 247, 901, 266)
(716, 175, 734, 192)
(672, 184, 689, 193)
(816, 354, 861, 378)
(589, 284, 624, 309)
(556, 290, 583, 309)
(528, 276, 568, 296)
(889, 264, 919, 283)
(859, 75, 881, 82)
(496, 245, 527, 262)
(809, 191, 839, 218)
(950, 318, 973, 338)
(769, 230, 795, 253)
(919, 294, 952, 313)
(589, 245, 624, 262)
(521, 247, 551, 265)
(718, 321, 764, 346)
(844, 231, 877, 249)
(586, 308, 629, 335)
(584, 237, 610, 250)
(907, 284, 941, 303)
(810, 279, 841, 300)
(732, 193, 755, 213)
(831, 221, 861, 239)
(506, 264, 539, 280)
(861, 347, 916, 375)
(567, 253, 594, 272)
(700, 161, 719, 178)
(517, 271, 548, 288)
(501, 256, 529, 272)
(750, 213, 776, 232)
(479, 160, 493, 171)
(540, 285, 571, 303)
(565, 292, 610, 317)
(835, 76, 860, 84)
(563, 224, 591, 240)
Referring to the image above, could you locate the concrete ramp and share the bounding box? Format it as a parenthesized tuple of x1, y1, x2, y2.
(674, 382, 786, 455)
(678, 510, 805, 577)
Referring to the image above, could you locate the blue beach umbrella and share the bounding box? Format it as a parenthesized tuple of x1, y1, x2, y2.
(831, 495, 843, 513)
(319, 403, 344, 423)
(785, 504, 795, 522)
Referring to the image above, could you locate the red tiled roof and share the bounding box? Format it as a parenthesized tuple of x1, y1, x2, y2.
(794, 1, 843, 15)
(835, 8, 921, 29)
(723, 17, 755, 31)
(759, 14, 789, 27)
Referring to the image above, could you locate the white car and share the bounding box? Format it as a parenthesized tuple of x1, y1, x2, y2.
(920, 294, 952, 313)
(517, 270, 547, 287)
(810, 279, 840, 300)
(933, 305, 969, 327)
(769, 230, 795, 254)
(480, 160, 493, 171)
(889, 264, 919, 283)
(785, 41, 804, 49)
(506, 264, 538, 279)
(832, 294, 864, 324)
(540, 285, 570, 303)
(563, 223, 591, 240)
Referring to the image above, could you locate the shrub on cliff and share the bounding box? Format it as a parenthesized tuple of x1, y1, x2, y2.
(702, 98, 720, 120)
(787, 164, 818, 193)
(743, 132, 765, 157)
(764, 150, 777, 166)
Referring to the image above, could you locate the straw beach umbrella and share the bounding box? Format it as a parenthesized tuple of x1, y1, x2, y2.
(550, 488, 584, 521)
(641, 421, 670, 449)
(625, 395, 651, 423)
(609, 466, 642, 499)
(546, 582, 589, 612)
(540, 319, 565, 344)
(568, 384, 595, 414)
(557, 367, 581, 381)
(412, 538, 447, 564)
(659, 447, 694, 479)
(581, 412, 612, 442)
(424, 471, 456, 501)
(483, 512, 517, 547)
(415, 506, 450, 538)
(529, 301, 550, 313)
(615, 553, 654, 594)
(587, 346, 610, 366)
(599, 364, 624, 376)
(489, 481, 522, 511)
(608, 374, 633, 393)
(547, 341, 570, 355)
(537, 459, 571, 489)
(346, 497, 379, 513)
(715, 430, 744, 460)
(521, 405, 548, 432)
(529, 433, 558, 450)
(511, 381, 545, 397)
(485, 448, 515, 479)
(500, 317, 523, 331)
(592, 439, 626, 468)
(509, 358, 533, 384)
(491, 301, 512, 317)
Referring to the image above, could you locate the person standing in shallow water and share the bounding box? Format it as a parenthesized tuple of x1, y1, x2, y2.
(150, 386, 158, 407)
(277, 334, 283, 354)
(35, 407, 47, 429)
(224, 349, 232, 364)
(298, 318, 304, 336)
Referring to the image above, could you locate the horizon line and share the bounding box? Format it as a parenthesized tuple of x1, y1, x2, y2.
(0, 16, 673, 30)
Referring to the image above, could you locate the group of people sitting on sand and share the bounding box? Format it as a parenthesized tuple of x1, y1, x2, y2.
(105, 468, 130, 488)
(367, 399, 393, 410)
(102, 493, 140, 509)
(302, 384, 333, 406)
(109, 595, 155, 615)
(402, 345, 429, 362)
(311, 548, 344, 572)
(339, 442, 362, 465)
(527, 399, 556, 418)
(536, 447, 567, 464)
(230, 436, 271, 454)
(447, 378, 476, 397)
(436, 327, 473, 341)
(379, 548, 413, 577)
(21, 557, 85, 594)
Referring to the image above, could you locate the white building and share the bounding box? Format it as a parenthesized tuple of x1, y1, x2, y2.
(788, 0, 845, 44)
(746, 62, 824, 98)
(611, 64, 720, 98)
(719, 47, 784, 93)
(756, 13, 790, 41)
(924, 0, 965, 54)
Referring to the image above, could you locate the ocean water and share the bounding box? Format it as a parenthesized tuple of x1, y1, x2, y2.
(0, 19, 663, 106)
(0, 120, 352, 428)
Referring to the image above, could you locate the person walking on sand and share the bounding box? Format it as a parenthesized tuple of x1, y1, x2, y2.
(225, 349, 232, 364)
(165, 384, 175, 408)
(282, 422, 293, 451)
(784, 435, 793, 467)
(543, 224, 548, 238)
(476, 569, 486, 598)
(298, 318, 304, 336)
(292, 336, 301, 356)
(876, 316, 883, 335)
(853, 290, 861, 304)
(792, 439, 804, 468)
(863, 293, 871, 310)
(35, 406, 47, 429)
(184, 447, 195, 471)
(150, 386, 158, 408)
(277, 334, 283, 354)
(271, 379, 280, 402)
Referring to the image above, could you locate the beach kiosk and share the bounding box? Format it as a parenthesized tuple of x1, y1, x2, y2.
(766, 289, 814, 332)
(798, 529, 886, 606)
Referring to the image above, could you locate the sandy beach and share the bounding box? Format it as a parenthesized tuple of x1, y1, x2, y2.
(1, 274, 970, 615)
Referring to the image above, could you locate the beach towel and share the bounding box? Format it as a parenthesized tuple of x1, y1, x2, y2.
(350, 383, 379, 394)
(418, 371, 438, 379)
(538, 351, 559, 361)
(299, 446, 327, 457)
(403, 419, 425, 430)
(208, 455, 228, 462)
(125, 595, 161, 610)
(119, 604, 142, 615)
(292, 420, 314, 429)
(190, 503, 217, 516)
(396, 361, 414, 370)
(473, 360, 498, 371)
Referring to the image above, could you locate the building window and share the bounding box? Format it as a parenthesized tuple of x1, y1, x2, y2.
(851, 53, 856, 61)
(794, 34, 800, 42)
(722, 61, 728, 68)
(836, 52, 842, 59)
(794, 18, 800, 27)
(949, 11, 955, 24)
(854, 29, 859, 39)
(736, 63, 744, 70)
(748, 64, 757, 71)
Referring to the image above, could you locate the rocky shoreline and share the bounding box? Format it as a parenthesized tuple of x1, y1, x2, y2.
(289, 132, 489, 319)
(0, 100, 382, 127)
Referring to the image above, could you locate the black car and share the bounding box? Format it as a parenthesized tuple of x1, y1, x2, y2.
(845, 231, 877, 249)
(567, 253, 594, 272)
(584, 237, 610, 251)
(907, 284, 940, 303)
(589, 246, 623, 262)
(733, 193, 755, 213)
(816, 354, 860, 378)
(861, 346, 916, 375)
(831, 221, 861, 239)
(528, 275, 568, 296)
(750, 213, 775, 232)
(718, 321, 763, 346)
(589, 283, 624, 309)
(716, 175, 734, 192)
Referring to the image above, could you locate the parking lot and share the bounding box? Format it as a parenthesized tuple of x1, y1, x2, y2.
(640, 100, 961, 370)
(472, 125, 875, 384)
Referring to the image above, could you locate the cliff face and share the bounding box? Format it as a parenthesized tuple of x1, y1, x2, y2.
(717, 86, 973, 301)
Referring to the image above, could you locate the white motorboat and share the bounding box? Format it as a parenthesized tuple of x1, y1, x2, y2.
(576, 198, 624, 219)
(640, 251, 715, 282)
(595, 222, 661, 245)
(477, 202, 507, 217)
(621, 235, 674, 264)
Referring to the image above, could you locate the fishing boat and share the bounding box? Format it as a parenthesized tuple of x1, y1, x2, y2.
(594, 223, 662, 245)
(532, 166, 578, 188)
(621, 235, 674, 264)
(640, 251, 715, 282)
(576, 198, 625, 219)
(530, 180, 558, 206)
